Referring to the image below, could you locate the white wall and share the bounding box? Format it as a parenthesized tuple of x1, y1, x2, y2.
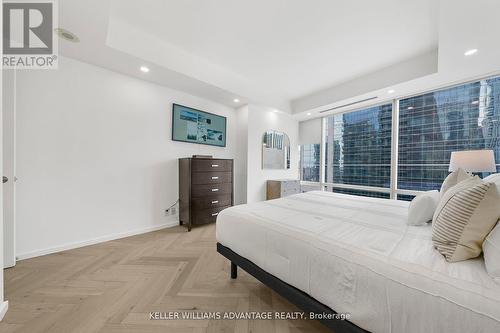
(14, 56, 238, 259)
(299, 118, 322, 145)
(0, 1, 8, 317)
(2, 70, 15, 269)
(246, 106, 299, 203)
(234, 105, 248, 205)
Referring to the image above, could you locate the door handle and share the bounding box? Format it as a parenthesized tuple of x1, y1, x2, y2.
(2, 176, 8, 184)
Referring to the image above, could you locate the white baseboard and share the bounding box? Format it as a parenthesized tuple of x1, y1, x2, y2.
(0, 301, 8, 321)
(17, 220, 179, 261)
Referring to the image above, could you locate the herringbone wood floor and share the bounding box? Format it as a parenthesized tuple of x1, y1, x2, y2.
(1, 224, 330, 333)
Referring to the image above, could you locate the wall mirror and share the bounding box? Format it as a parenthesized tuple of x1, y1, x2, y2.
(262, 130, 291, 169)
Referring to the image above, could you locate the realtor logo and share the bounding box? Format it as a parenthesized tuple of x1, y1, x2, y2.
(2, 0, 58, 69)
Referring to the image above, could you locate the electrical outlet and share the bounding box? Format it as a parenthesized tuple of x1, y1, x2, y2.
(165, 207, 177, 216)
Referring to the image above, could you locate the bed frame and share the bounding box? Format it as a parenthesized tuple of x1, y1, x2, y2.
(217, 243, 369, 333)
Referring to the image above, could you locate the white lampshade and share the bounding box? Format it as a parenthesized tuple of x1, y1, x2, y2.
(449, 150, 497, 172)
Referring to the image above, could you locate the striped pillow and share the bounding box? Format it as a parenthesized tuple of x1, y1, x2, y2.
(432, 176, 500, 262)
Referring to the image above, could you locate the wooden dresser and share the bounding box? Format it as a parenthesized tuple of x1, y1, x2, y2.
(179, 158, 234, 231)
(266, 179, 301, 200)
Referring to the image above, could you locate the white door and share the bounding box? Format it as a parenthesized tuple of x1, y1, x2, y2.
(2, 70, 16, 268)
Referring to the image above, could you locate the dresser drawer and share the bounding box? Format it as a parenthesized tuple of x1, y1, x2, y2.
(191, 159, 232, 172)
(281, 188, 300, 197)
(192, 194, 232, 210)
(191, 183, 232, 197)
(282, 180, 300, 191)
(192, 206, 231, 225)
(191, 171, 232, 185)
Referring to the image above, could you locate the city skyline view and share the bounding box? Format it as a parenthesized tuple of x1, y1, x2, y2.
(300, 76, 500, 199)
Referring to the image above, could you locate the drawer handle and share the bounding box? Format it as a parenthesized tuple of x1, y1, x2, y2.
(212, 212, 219, 217)
(211, 188, 219, 192)
(211, 176, 219, 180)
(212, 200, 219, 204)
(211, 164, 219, 168)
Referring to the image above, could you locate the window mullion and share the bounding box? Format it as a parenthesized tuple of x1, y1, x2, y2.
(320, 117, 326, 189)
(390, 99, 400, 200)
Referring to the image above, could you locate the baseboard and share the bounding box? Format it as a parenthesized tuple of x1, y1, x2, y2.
(0, 301, 8, 321)
(17, 220, 179, 261)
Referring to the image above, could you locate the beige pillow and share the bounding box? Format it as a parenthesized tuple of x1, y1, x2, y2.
(432, 176, 500, 262)
(483, 173, 500, 281)
(440, 168, 471, 197)
(483, 222, 500, 283)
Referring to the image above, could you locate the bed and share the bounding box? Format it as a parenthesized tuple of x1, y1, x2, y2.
(216, 191, 500, 333)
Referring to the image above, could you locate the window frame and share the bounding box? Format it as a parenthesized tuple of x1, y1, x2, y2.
(304, 74, 500, 200)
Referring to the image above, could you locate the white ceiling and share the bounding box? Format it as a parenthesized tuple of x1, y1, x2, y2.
(109, 0, 438, 101)
(56, 0, 500, 117)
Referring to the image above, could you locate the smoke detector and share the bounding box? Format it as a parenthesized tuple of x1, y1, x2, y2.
(55, 28, 80, 43)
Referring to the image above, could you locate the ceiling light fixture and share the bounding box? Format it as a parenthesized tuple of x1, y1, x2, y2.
(233, 98, 240, 103)
(388, 89, 395, 94)
(407, 106, 414, 110)
(471, 100, 479, 105)
(307, 112, 312, 116)
(464, 49, 478, 56)
(273, 110, 278, 113)
(54, 28, 80, 43)
(140, 66, 150, 73)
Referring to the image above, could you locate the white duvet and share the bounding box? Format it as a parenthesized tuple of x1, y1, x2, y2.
(216, 191, 500, 333)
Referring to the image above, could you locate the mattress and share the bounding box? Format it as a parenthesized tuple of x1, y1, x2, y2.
(216, 191, 500, 333)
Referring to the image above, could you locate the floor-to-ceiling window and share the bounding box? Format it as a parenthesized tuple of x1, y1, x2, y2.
(299, 144, 320, 182)
(315, 75, 500, 200)
(398, 77, 500, 194)
(324, 104, 392, 198)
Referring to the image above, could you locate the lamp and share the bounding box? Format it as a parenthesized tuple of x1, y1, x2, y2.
(448, 150, 497, 173)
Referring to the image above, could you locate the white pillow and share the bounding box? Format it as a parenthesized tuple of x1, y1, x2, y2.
(407, 190, 440, 226)
(484, 173, 500, 187)
(484, 222, 500, 283)
(440, 168, 471, 197)
(483, 174, 500, 281)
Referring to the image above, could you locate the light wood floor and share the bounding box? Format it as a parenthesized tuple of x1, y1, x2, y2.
(1, 224, 330, 333)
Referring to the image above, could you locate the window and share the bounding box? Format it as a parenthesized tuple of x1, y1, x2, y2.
(398, 77, 500, 191)
(324, 104, 393, 188)
(299, 144, 320, 182)
(314, 75, 500, 200)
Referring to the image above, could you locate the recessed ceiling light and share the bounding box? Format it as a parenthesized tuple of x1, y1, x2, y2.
(233, 98, 240, 103)
(471, 100, 479, 105)
(54, 28, 80, 43)
(307, 112, 312, 116)
(464, 49, 478, 56)
(273, 110, 278, 113)
(407, 106, 414, 110)
(388, 89, 395, 94)
(140, 66, 150, 73)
